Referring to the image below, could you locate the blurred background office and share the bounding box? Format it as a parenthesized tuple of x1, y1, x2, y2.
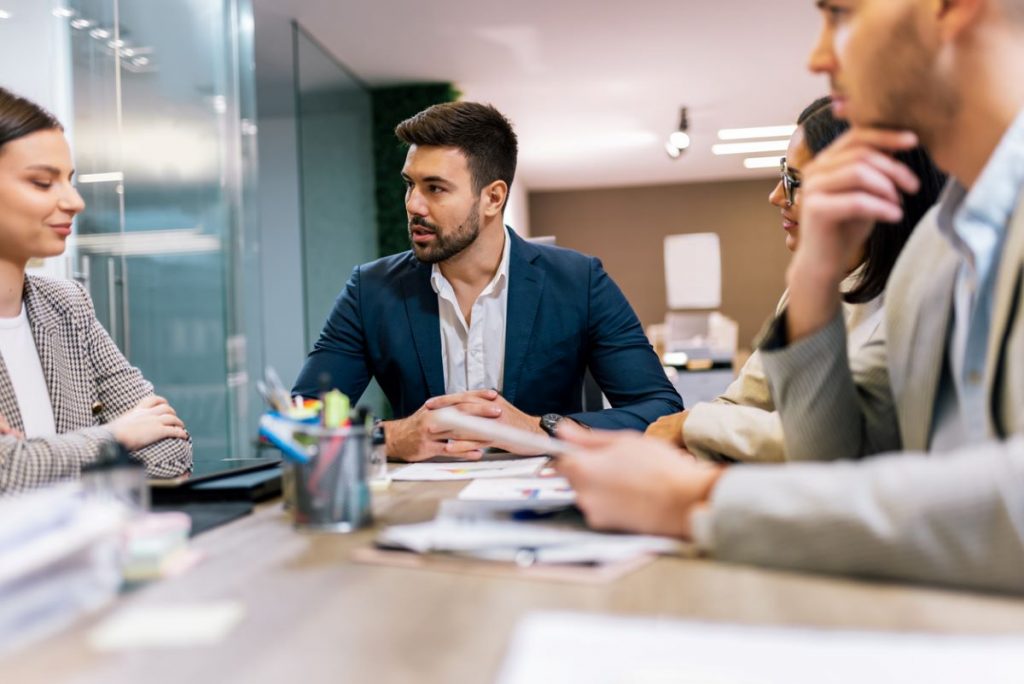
(0, 0, 824, 476)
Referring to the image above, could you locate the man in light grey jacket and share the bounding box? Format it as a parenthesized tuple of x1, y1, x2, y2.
(553, 0, 1024, 594)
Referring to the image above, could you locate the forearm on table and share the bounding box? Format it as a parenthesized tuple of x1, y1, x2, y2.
(703, 442, 1024, 594)
(0, 427, 116, 493)
(685, 402, 785, 463)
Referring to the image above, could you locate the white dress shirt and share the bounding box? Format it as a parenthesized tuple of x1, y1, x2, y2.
(431, 228, 512, 395)
(0, 305, 56, 438)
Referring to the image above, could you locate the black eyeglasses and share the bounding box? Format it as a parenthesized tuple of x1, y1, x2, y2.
(779, 157, 801, 206)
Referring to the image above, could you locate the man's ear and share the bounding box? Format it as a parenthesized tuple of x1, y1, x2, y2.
(481, 180, 508, 218)
(936, 0, 984, 42)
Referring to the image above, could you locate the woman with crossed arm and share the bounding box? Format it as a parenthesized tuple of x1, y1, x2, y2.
(0, 87, 191, 493)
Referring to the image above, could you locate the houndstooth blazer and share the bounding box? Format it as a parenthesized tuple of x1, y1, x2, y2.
(0, 276, 192, 493)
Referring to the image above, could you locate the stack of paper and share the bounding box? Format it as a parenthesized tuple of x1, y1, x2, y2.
(377, 513, 680, 566)
(498, 612, 1024, 683)
(0, 485, 126, 658)
(456, 477, 576, 513)
(391, 457, 549, 482)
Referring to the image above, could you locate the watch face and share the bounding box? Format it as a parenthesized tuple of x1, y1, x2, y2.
(541, 413, 563, 436)
(371, 421, 386, 445)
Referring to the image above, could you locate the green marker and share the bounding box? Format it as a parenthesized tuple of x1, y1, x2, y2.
(323, 389, 350, 429)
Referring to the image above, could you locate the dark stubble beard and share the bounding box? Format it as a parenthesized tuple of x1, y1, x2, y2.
(408, 199, 481, 264)
(869, 8, 959, 142)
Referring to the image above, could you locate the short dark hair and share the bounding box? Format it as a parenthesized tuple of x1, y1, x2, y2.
(395, 101, 518, 200)
(794, 96, 946, 304)
(0, 87, 62, 152)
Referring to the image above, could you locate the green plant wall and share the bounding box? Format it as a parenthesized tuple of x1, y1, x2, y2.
(370, 83, 460, 257)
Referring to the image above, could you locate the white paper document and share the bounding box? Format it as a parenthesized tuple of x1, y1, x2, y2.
(391, 457, 549, 482)
(89, 601, 246, 651)
(377, 519, 679, 565)
(664, 232, 722, 309)
(498, 612, 1024, 684)
(457, 477, 575, 504)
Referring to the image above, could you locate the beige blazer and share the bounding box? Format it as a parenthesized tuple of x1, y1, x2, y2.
(685, 273, 884, 463)
(0, 276, 192, 493)
(703, 192, 1024, 593)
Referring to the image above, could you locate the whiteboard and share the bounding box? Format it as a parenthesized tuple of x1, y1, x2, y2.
(664, 232, 721, 309)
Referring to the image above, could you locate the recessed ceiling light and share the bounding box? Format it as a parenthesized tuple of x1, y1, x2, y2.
(52, 7, 74, 18)
(70, 18, 92, 29)
(664, 107, 691, 161)
(668, 131, 691, 150)
(0, 10, 11, 20)
(712, 140, 790, 156)
(717, 125, 797, 141)
(89, 27, 110, 39)
(107, 39, 125, 49)
(132, 56, 150, 67)
(743, 156, 783, 170)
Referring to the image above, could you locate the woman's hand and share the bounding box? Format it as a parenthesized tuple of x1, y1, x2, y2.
(0, 414, 24, 439)
(108, 395, 188, 451)
(554, 422, 723, 539)
(644, 410, 688, 447)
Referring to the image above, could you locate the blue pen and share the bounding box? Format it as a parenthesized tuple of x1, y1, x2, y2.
(259, 414, 313, 464)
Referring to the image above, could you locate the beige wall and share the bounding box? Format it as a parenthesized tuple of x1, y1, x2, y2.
(529, 178, 793, 347)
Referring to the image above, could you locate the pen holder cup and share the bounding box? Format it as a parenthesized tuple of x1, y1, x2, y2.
(285, 423, 373, 533)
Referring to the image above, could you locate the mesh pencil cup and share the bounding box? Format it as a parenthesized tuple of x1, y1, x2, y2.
(285, 422, 373, 533)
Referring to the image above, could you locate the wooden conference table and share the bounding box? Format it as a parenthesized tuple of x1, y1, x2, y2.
(5, 478, 1024, 683)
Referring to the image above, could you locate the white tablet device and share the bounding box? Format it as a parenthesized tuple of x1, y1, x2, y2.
(431, 408, 574, 456)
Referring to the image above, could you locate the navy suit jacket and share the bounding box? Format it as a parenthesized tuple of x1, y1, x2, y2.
(293, 229, 682, 430)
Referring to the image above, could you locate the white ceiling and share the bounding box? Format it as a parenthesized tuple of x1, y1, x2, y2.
(257, 0, 828, 191)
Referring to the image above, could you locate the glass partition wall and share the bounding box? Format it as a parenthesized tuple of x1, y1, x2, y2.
(294, 27, 377, 350)
(60, 0, 265, 476)
(1, 2, 383, 476)
(293, 26, 382, 414)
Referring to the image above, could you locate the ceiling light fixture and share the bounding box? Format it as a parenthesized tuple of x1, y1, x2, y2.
(89, 27, 110, 40)
(70, 17, 92, 29)
(77, 172, 124, 184)
(0, 10, 11, 19)
(52, 7, 75, 18)
(743, 156, 783, 170)
(712, 139, 790, 156)
(718, 124, 797, 141)
(665, 107, 690, 160)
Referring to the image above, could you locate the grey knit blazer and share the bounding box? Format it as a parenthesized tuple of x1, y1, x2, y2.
(0, 276, 192, 493)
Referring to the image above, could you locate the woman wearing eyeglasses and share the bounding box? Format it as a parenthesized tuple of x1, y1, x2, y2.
(647, 96, 945, 462)
(0, 87, 192, 492)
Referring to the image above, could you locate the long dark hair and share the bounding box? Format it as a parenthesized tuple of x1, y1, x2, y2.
(796, 97, 946, 304)
(0, 87, 62, 152)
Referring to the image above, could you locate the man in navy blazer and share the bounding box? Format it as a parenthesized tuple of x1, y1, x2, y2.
(294, 102, 681, 461)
